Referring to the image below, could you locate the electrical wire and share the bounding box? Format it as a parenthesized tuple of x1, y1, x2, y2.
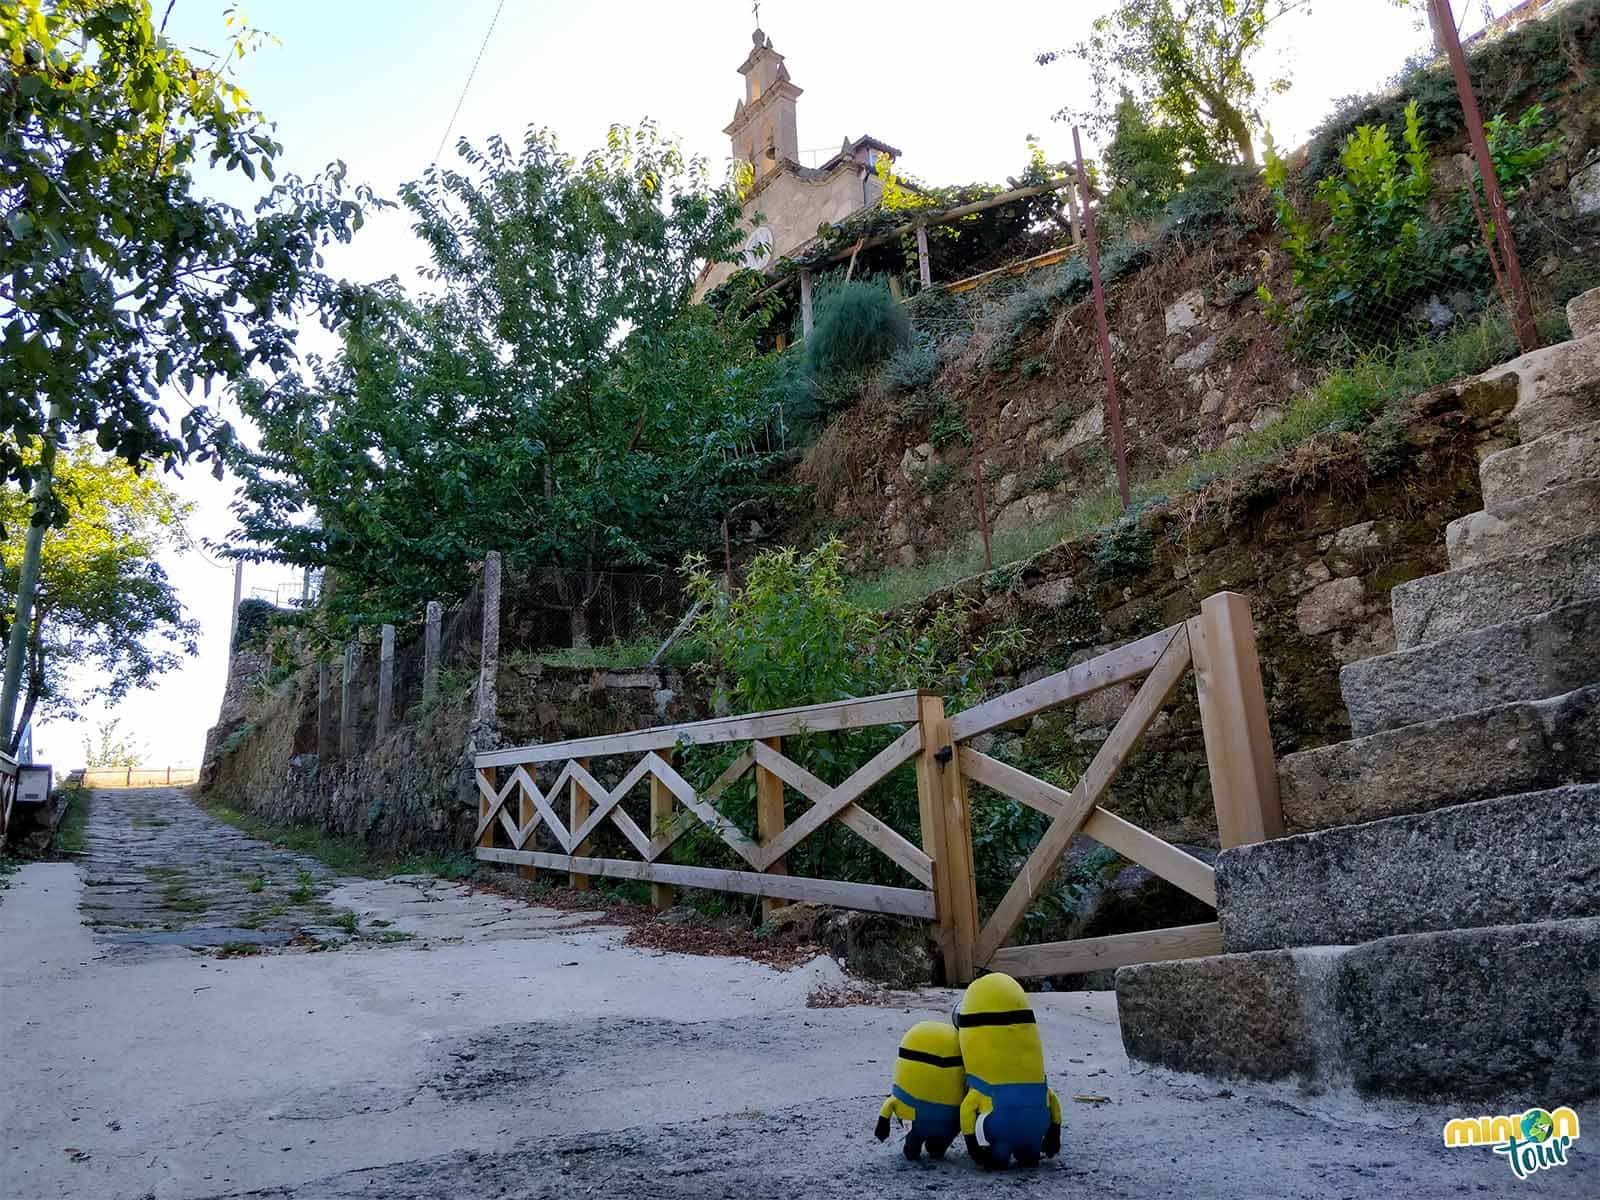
(433, 0, 507, 165)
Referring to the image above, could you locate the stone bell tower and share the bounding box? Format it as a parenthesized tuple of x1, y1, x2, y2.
(725, 27, 802, 179)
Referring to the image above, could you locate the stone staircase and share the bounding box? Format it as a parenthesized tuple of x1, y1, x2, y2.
(1114, 290, 1600, 1103)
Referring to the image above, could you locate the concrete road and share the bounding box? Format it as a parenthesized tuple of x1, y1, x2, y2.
(2, 788, 1592, 1199)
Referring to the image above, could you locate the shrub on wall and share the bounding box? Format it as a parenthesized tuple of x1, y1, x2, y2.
(805, 279, 912, 382)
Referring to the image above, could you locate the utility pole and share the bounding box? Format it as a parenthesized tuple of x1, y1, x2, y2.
(0, 406, 62, 751)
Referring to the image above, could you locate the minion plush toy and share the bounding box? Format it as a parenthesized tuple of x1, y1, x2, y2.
(874, 1020, 965, 1160)
(953, 972, 1063, 1169)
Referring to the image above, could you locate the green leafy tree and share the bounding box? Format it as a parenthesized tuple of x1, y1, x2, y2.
(230, 125, 780, 644)
(0, 0, 374, 739)
(1103, 91, 1190, 221)
(1039, 0, 1311, 166)
(0, 444, 196, 747)
(81, 718, 145, 770)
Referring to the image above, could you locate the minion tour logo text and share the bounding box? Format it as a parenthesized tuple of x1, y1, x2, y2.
(1442, 1106, 1581, 1180)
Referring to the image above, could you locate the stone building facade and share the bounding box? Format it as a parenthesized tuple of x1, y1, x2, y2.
(695, 27, 900, 298)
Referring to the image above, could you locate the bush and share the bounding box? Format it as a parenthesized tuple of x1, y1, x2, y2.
(232, 599, 277, 652)
(676, 541, 1027, 894)
(882, 336, 941, 392)
(1267, 98, 1561, 350)
(805, 279, 911, 381)
(1265, 100, 1435, 345)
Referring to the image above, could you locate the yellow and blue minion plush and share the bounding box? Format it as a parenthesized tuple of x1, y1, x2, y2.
(875, 1020, 965, 1160)
(953, 972, 1063, 1169)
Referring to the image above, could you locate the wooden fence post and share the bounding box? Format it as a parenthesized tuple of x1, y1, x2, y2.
(914, 693, 979, 984)
(800, 270, 814, 341)
(423, 600, 442, 702)
(756, 736, 787, 919)
(569, 756, 592, 891)
(317, 658, 337, 760)
(1188, 591, 1282, 848)
(478, 766, 496, 853)
(916, 222, 932, 289)
(376, 623, 395, 738)
(651, 750, 676, 911)
(477, 552, 501, 729)
(518, 765, 537, 884)
(339, 641, 358, 760)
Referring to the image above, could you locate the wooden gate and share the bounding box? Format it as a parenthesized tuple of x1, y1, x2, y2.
(949, 591, 1281, 980)
(473, 590, 1280, 983)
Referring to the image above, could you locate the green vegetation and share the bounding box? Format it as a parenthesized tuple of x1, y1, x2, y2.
(202, 798, 481, 881)
(882, 338, 942, 393)
(229, 123, 777, 646)
(1265, 99, 1559, 347)
(1039, 0, 1310, 166)
(806, 280, 911, 380)
(0, 447, 197, 745)
(517, 633, 703, 671)
(216, 723, 257, 757)
(232, 600, 278, 654)
(848, 307, 1546, 610)
(51, 784, 88, 854)
(217, 942, 264, 959)
(668, 542, 1036, 894)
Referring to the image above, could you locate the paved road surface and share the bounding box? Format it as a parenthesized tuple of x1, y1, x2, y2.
(1, 787, 1591, 1198)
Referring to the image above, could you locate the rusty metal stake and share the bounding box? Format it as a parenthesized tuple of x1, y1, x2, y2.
(973, 448, 993, 571)
(1072, 127, 1132, 512)
(1429, 0, 1540, 353)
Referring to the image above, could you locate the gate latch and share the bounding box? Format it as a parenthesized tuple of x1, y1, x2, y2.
(934, 745, 953, 766)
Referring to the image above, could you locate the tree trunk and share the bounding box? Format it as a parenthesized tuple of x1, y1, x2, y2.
(570, 601, 592, 650)
(0, 408, 61, 746)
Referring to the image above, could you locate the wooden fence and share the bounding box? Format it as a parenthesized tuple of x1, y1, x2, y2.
(473, 591, 1280, 984)
(78, 766, 199, 789)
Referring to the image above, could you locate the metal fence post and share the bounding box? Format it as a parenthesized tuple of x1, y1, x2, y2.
(1071, 126, 1132, 511)
(1429, 0, 1540, 353)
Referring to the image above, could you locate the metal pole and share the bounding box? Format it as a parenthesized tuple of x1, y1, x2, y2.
(1428, 0, 1540, 353)
(1071, 126, 1132, 511)
(973, 449, 992, 571)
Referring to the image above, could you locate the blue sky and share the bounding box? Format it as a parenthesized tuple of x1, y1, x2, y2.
(41, 0, 1464, 768)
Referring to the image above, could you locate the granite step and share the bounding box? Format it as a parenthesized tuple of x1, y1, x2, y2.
(1216, 785, 1600, 953)
(1480, 333, 1600, 442)
(1115, 915, 1600, 1101)
(1342, 597, 1600, 736)
(1567, 285, 1600, 339)
(1391, 529, 1600, 649)
(1444, 474, 1600, 570)
(1480, 417, 1600, 507)
(1277, 683, 1600, 833)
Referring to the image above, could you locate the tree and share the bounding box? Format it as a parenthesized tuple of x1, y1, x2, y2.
(229, 124, 782, 644)
(1103, 91, 1190, 219)
(82, 718, 145, 770)
(1038, 0, 1312, 166)
(0, 0, 375, 739)
(0, 443, 196, 748)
